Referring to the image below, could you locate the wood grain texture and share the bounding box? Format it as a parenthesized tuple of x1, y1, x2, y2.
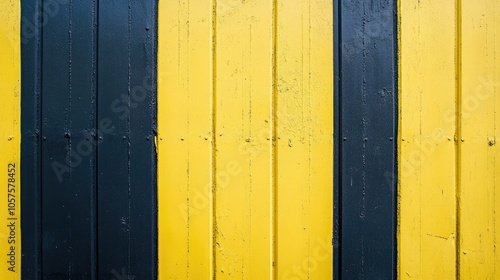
(399, 1, 458, 279)
(460, 0, 500, 278)
(158, 0, 333, 278)
(400, 1, 500, 278)
(158, 0, 214, 278)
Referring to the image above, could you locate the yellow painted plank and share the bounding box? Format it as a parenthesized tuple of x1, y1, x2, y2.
(214, 0, 274, 278)
(399, 1, 457, 279)
(276, 0, 333, 279)
(496, 2, 500, 275)
(158, 0, 214, 278)
(459, 0, 500, 278)
(159, 1, 332, 278)
(0, 1, 20, 279)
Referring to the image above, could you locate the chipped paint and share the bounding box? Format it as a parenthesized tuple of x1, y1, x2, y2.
(399, 0, 500, 279)
(158, 0, 333, 279)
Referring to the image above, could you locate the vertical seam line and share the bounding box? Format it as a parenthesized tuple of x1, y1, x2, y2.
(335, 0, 343, 278)
(396, 1, 402, 279)
(37, 0, 44, 277)
(211, 0, 217, 278)
(92, 0, 99, 278)
(455, 0, 462, 279)
(272, 0, 279, 279)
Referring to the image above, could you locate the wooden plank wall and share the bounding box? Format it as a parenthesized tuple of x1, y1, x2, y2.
(19, 1, 157, 279)
(335, 1, 398, 278)
(157, 0, 334, 279)
(399, 1, 500, 278)
(2, 1, 499, 278)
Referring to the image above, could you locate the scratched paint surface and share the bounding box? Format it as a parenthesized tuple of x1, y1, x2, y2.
(158, 0, 333, 279)
(0, 1, 20, 279)
(19, 1, 157, 278)
(459, 1, 500, 278)
(399, 1, 500, 279)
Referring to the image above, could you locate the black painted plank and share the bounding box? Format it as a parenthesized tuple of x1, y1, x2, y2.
(335, 0, 397, 279)
(40, 1, 72, 278)
(96, 1, 157, 277)
(97, 1, 157, 278)
(40, 0, 95, 278)
(128, 1, 157, 279)
(341, 2, 366, 274)
(333, 0, 341, 279)
(67, 0, 97, 278)
(97, 0, 131, 277)
(21, 0, 43, 278)
(22, 0, 156, 279)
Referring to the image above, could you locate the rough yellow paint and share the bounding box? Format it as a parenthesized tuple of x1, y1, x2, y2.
(399, 1, 458, 279)
(158, 0, 214, 278)
(276, 0, 333, 279)
(459, 0, 500, 278)
(400, 1, 500, 279)
(214, 0, 274, 278)
(0, 1, 21, 279)
(158, 0, 333, 279)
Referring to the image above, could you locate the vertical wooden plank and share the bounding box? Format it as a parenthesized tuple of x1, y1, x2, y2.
(459, 0, 499, 278)
(97, 1, 131, 277)
(338, 1, 366, 275)
(496, 2, 500, 275)
(40, 1, 95, 277)
(399, 1, 457, 279)
(214, 0, 274, 278)
(158, 0, 189, 277)
(98, 1, 157, 278)
(276, 0, 333, 279)
(66, 0, 96, 277)
(128, 1, 157, 279)
(158, 0, 214, 278)
(70, 0, 97, 279)
(333, 1, 341, 277)
(36, 1, 98, 276)
(306, 1, 334, 278)
(0, 1, 20, 279)
(40, 0, 70, 275)
(159, 0, 333, 278)
(21, 0, 41, 278)
(337, 0, 397, 278)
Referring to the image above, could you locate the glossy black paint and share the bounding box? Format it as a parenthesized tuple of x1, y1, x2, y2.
(334, 0, 398, 279)
(21, 1, 158, 279)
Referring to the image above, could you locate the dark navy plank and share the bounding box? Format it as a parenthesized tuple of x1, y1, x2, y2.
(128, 1, 157, 279)
(97, 0, 157, 278)
(97, 0, 131, 277)
(39, 0, 95, 278)
(335, 0, 398, 279)
(67, 0, 98, 278)
(21, 0, 43, 279)
(22, 0, 156, 279)
(40, 1, 73, 278)
(333, 0, 341, 279)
